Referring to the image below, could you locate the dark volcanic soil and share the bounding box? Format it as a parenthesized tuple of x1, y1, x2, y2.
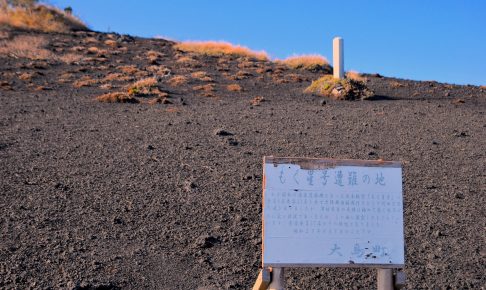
(1, 29, 485, 290)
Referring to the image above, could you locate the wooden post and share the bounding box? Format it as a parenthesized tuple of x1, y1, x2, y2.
(252, 268, 271, 290)
(377, 268, 393, 290)
(268, 267, 285, 290)
(333, 37, 344, 79)
(394, 270, 406, 289)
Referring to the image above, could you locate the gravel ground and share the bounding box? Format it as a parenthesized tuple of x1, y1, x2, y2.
(1, 29, 485, 289)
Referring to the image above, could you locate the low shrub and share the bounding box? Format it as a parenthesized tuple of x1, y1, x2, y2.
(277, 54, 331, 72)
(174, 41, 268, 61)
(304, 75, 374, 100)
(0, 4, 87, 32)
(96, 92, 139, 103)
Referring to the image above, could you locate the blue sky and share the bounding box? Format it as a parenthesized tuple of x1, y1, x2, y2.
(49, 0, 485, 86)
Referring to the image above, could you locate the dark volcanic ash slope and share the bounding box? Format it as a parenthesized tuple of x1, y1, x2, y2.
(1, 29, 485, 289)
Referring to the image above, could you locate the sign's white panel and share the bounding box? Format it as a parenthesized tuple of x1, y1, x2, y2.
(262, 158, 405, 268)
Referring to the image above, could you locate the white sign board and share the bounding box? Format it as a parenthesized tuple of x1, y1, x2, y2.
(262, 157, 405, 268)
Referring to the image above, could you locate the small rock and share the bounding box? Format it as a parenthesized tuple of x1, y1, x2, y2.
(183, 180, 197, 192)
(113, 217, 124, 225)
(454, 192, 465, 199)
(227, 138, 239, 146)
(432, 230, 443, 237)
(214, 129, 233, 136)
(195, 235, 220, 249)
(147, 145, 155, 150)
(319, 99, 327, 106)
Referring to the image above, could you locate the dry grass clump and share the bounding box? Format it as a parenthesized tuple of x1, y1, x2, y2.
(86, 46, 100, 54)
(0, 4, 87, 32)
(96, 92, 139, 103)
(176, 56, 195, 63)
(175, 55, 201, 68)
(304, 75, 374, 101)
(18, 71, 38, 81)
(58, 72, 74, 83)
(59, 53, 83, 64)
(346, 70, 367, 82)
(146, 65, 171, 78)
(104, 39, 118, 47)
(127, 77, 158, 96)
(278, 55, 330, 72)
(191, 71, 212, 82)
(232, 70, 253, 80)
(237, 59, 259, 69)
(147, 92, 171, 105)
(146, 50, 164, 64)
(167, 75, 188, 86)
(174, 41, 268, 61)
(99, 83, 113, 90)
(0, 35, 54, 60)
(73, 76, 98, 88)
(118, 65, 140, 75)
(256, 67, 272, 74)
(192, 84, 214, 92)
(226, 84, 242, 92)
(390, 81, 405, 88)
(101, 73, 132, 83)
(250, 96, 264, 106)
(273, 73, 306, 84)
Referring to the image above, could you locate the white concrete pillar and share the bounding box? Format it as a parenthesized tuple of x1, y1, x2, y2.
(333, 37, 344, 79)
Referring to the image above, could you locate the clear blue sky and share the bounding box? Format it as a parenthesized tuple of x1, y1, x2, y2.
(48, 0, 485, 86)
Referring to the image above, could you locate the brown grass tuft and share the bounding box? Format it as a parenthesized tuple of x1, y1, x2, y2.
(101, 73, 132, 83)
(231, 70, 253, 80)
(192, 84, 215, 92)
(146, 50, 164, 64)
(167, 75, 188, 86)
(104, 39, 118, 47)
(73, 76, 98, 88)
(86, 46, 101, 54)
(0, 35, 54, 60)
(278, 55, 329, 71)
(250, 96, 264, 106)
(191, 71, 213, 82)
(147, 93, 171, 105)
(18, 72, 37, 81)
(127, 77, 158, 96)
(59, 53, 83, 64)
(390, 81, 405, 88)
(118, 65, 140, 75)
(273, 73, 306, 84)
(99, 83, 114, 90)
(346, 70, 367, 82)
(226, 84, 243, 92)
(96, 92, 138, 103)
(0, 4, 87, 32)
(174, 41, 268, 61)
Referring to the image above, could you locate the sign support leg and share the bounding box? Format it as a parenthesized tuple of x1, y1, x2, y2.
(268, 267, 285, 290)
(252, 268, 271, 290)
(377, 268, 393, 290)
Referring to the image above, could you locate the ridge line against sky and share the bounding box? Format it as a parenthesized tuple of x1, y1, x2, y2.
(49, 0, 485, 86)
